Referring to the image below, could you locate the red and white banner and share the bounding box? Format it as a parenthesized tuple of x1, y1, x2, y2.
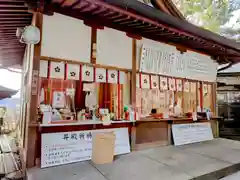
(184, 81, 190, 92)
(190, 82, 197, 93)
(168, 78, 176, 91)
(108, 69, 118, 84)
(160, 76, 168, 90)
(49, 61, 65, 79)
(40, 60, 127, 84)
(141, 74, 150, 89)
(95, 68, 107, 83)
(40, 60, 48, 78)
(151, 75, 159, 89)
(82, 65, 94, 82)
(66, 64, 80, 80)
(176, 79, 183, 92)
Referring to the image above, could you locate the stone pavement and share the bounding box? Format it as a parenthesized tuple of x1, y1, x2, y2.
(27, 138, 240, 180)
(221, 171, 240, 180)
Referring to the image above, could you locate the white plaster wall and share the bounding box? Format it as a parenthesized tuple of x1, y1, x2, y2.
(41, 13, 91, 63)
(96, 28, 132, 69)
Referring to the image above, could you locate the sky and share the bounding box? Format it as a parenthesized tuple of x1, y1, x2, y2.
(0, 69, 21, 98)
(222, 9, 240, 29)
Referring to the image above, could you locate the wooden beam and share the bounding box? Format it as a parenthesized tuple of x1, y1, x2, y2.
(0, 33, 16, 35)
(0, 38, 19, 41)
(0, 21, 30, 24)
(0, 9, 28, 12)
(131, 39, 137, 109)
(0, 27, 24, 30)
(0, 4, 27, 8)
(0, 45, 24, 48)
(0, 43, 22, 46)
(0, 52, 23, 55)
(90, 27, 97, 64)
(0, 47, 25, 50)
(0, 0, 25, 3)
(0, 14, 31, 16)
(0, 39, 18, 42)
(0, 17, 31, 20)
(25, 12, 43, 169)
(0, 39, 19, 41)
(0, 24, 28, 27)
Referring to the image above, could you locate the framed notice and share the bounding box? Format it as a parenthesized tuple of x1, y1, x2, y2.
(41, 128, 130, 168)
(172, 122, 213, 146)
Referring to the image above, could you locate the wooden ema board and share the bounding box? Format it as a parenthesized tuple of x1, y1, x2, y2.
(183, 82, 197, 113)
(136, 88, 168, 117)
(203, 84, 213, 110)
(136, 80, 215, 118)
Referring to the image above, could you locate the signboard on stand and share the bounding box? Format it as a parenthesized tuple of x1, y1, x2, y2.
(172, 122, 213, 146)
(41, 128, 130, 168)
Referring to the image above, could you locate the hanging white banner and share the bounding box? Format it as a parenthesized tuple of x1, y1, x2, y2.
(139, 44, 218, 82)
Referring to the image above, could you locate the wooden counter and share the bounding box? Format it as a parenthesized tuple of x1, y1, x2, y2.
(131, 117, 220, 150)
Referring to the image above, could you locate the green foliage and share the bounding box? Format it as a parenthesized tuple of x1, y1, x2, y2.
(172, 0, 240, 34)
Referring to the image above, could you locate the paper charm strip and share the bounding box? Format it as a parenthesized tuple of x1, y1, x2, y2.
(95, 68, 107, 83)
(160, 76, 168, 90)
(168, 78, 176, 91)
(141, 74, 150, 89)
(184, 81, 190, 92)
(136, 73, 140, 88)
(190, 82, 197, 93)
(176, 79, 183, 92)
(49, 61, 65, 79)
(39, 60, 48, 78)
(66, 64, 80, 80)
(151, 75, 159, 89)
(108, 69, 118, 84)
(82, 65, 94, 82)
(119, 71, 126, 84)
(208, 84, 212, 94)
(203, 84, 208, 94)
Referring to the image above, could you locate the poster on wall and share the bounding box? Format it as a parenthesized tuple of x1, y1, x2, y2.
(41, 128, 130, 168)
(172, 122, 213, 146)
